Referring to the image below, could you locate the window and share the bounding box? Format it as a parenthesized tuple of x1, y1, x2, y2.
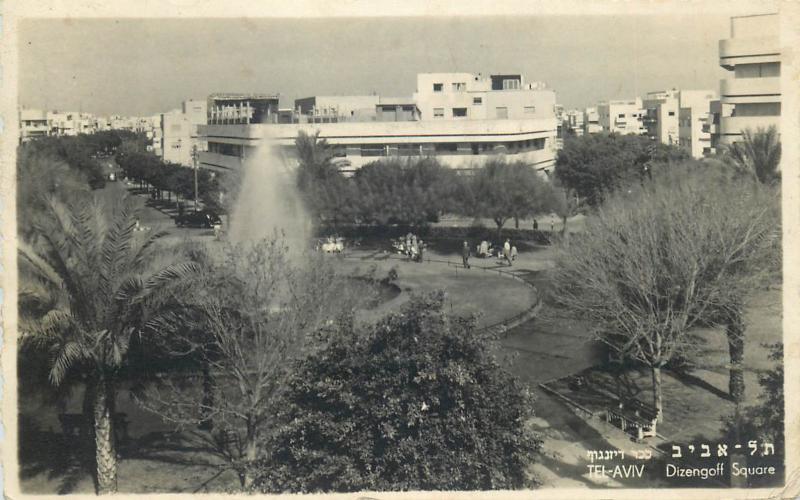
(668, 111, 675, 116)
(434, 143, 458, 153)
(502, 79, 521, 90)
(452, 107, 467, 118)
(618, 113, 625, 118)
(433, 108, 444, 118)
(524, 106, 536, 114)
(496, 107, 508, 119)
(433, 83, 443, 92)
(361, 144, 385, 157)
(473, 97, 483, 105)
(452, 82, 466, 91)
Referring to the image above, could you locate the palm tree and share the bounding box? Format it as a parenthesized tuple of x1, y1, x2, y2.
(725, 126, 781, 185)
(18, 194, 198, 494)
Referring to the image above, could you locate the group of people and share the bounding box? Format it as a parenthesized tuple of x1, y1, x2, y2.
(317, 235, 345, 253)
(462, 238, 517, 269)
(393, 233, 425, 262)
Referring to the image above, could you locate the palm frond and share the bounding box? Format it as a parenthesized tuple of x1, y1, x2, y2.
(18, 241, 65, 289)
(49, 341, 88, 386)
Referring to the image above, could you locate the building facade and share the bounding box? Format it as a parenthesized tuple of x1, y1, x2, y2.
(597, 98, 647, 135)
(160, 99, 208, 166)
(643, 88, 717, 158)
(583, 107, 602, 134)
(19, 109, 49, 142)
(564, 109, 585, 137)
(198, 73, 559, 174)
(717, 13, 781, 146)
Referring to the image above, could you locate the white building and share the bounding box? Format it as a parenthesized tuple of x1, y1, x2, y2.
(583, 107, 602, 135)
(199, 72, 559, 174)
(564, 109, 585, 137)
(643, 88, 717, 158)
(597, 98, 646, 135)
(716, 13, 781, 146)
(161, 99, 208, 166)
(19, 108, 50, 142)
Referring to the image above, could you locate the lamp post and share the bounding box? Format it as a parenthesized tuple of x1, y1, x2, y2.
(191, 144, 199, 211)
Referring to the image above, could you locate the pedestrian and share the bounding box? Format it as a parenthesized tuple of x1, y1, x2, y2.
(550, 221, 555, 233)
(417, 239, 425, 263)
(462, 240, 471, 269)
(503, 238, 512, 266)
(511, 245, 518, 261)
(533, 218, 538, 231)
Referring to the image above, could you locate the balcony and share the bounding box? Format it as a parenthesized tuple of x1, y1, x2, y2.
(198, 151, 244, 172)
(719, 115, 780, 141)
(719, 37, 780, 70)
(720, 77, 780, 104)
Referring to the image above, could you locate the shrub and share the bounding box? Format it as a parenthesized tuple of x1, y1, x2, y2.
(253, 292, 541, 493)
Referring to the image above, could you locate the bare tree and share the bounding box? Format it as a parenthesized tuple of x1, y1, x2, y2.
(136, 237, 367, 489)
(551, 164, 779, 419)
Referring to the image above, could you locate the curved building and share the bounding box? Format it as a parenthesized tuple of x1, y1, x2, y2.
(716, 13, 781, 146)
(198, 73, 559, 175)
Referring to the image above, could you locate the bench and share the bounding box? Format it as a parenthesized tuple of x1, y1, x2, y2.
(605, 399, 658, 441)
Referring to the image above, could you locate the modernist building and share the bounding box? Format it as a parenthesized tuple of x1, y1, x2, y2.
(597, 98, 647, 135)
(161, 99, 208, 166)
(564, 109, 585, 137)
(198, 73, 559, 174)
(583, 107, 602, 135)
(643, 88, 717, 158)
(19, 108, 50, 142)
(716, 13, 780, 146)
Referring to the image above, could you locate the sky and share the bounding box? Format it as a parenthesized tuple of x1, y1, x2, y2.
(19, 15, 733, 116)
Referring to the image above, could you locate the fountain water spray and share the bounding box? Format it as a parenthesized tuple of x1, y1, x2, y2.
(228, 130, 312, 247)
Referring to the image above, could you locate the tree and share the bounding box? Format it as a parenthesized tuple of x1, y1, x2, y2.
(17, 194, 198, 494)
(351, 158, 455, 227)
(134, 238, 366, 490)
(721, 343, 784, 485)
(554, 133, 690, 206)
(255, 292, 541, 493)
(724, 126, 781, 185)
(470, 159, 553, 237)
(550, 164, 779, 419)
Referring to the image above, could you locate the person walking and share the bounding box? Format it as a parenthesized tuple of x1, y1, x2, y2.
(417, 239, 425, 263)
(503, 239, 512, 266)
(533, 218, 538, 231)
(462, 240, 471, 269)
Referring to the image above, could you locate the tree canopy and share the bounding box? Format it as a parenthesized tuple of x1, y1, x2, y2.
(468, 159, 555, 235)
(550, 163, 780, 417)
(255, 292, 541, 493)
(554, 133, 690, 206)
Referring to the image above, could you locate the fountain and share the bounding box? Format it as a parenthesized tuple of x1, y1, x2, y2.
(227, 132, 311, 247)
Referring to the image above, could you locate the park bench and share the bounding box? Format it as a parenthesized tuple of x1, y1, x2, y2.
(58, 412, 131, 443)
(605, 398, 658, 441)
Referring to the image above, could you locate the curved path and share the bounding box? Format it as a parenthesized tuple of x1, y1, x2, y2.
(337, 248, 542, 332)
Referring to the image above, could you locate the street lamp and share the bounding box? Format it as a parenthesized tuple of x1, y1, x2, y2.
(191, 144, 199, 211)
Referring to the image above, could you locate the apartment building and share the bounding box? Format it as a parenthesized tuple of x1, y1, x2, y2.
(161, 99, 208, 166)
(19, 108, 49, 142)
(643, 88, 717, 158)
(597, 98, 646, 135)
(564, 109, 585, 137)
(716, 13, 780, 146)
(199, 72, 559, 174)
(583, 107, 602, 134)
